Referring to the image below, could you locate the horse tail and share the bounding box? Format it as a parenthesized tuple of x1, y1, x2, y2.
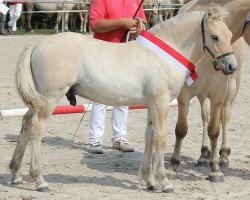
(16, 44, 47, 111)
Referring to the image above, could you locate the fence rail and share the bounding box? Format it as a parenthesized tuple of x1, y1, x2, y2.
(1, 0, 185, 32)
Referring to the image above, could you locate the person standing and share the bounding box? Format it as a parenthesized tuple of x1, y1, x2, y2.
(7, 1, 23, 34)
(0, 1, 8, 35)
(88, 0, 147, 154)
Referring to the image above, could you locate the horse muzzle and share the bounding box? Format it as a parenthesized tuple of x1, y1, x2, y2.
(218, 53, 237, 75)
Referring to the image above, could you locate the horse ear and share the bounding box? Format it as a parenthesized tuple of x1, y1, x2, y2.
(204, 3, 227, 23)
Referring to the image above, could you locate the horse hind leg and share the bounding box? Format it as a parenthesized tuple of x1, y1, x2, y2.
(11, 103, 54, 192)
(9, 109, 34, 185)
(29, 105, 55, 192)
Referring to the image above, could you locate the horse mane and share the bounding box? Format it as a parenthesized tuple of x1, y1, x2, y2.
(149, 3, 227, 35)
(149, 11, 204, 35)
(204, 3, 228, 22)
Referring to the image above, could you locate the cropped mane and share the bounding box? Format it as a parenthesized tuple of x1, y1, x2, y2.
(149, 11, 204, 35)
(204, 3, 228, 22)
(149, 3, 227, 36)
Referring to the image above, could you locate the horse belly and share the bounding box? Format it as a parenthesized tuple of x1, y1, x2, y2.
(75, 78, 146, 106)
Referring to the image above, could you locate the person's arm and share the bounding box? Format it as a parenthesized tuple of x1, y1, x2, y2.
(91, 18, 138, 33)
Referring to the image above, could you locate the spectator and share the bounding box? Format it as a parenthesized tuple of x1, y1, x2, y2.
(88, 0, 147, 154)
(0, 1, 8, 35)
(7, 1, 23, 35)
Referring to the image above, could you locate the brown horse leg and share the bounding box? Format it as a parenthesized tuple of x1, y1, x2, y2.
(9, 109, 34, 184)
(208, 100, 224, 182)
(168, 91, 191, 176)
(139, 109, 156, 190)
(219, 78, 239, 169)
(196, 97, 211, 167)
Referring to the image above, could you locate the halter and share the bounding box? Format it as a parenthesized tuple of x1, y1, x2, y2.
(242, 20, 249, 35)
(201, 17, 234, 71)
(243, 11, 250, 35)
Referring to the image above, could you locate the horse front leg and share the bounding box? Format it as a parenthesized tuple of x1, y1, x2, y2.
(9, 109, 34, 185)
(139, 109, 156, 190)
(151, 97, 173, 193)
(168, 91, 191, 177)
(219, 77, 239, 168)
(196, 96, 211, 167)
(208, 101, 224, 182)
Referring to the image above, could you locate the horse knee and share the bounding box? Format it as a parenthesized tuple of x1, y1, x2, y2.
(208, 123, 220, 140)
(175, 122, 188, 139)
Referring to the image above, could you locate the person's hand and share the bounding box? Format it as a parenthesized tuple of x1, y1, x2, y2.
(120, 18, 138, 30)
(128, 27, 138, 40)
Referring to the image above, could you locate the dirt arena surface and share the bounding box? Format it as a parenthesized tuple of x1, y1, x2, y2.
(0, 35, 249, 200)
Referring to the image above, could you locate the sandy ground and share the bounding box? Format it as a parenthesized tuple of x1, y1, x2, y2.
(0, 34, 249, 200)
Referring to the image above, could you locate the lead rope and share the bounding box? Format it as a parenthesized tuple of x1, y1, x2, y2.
(126, 17, 146, 42)
(71, 100, 92, 142)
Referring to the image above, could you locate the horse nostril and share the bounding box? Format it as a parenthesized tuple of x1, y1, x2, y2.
(229, 64, 235, 72)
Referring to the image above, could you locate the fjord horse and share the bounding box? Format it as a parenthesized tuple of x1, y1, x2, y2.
(10, 4, 236, 192)
(168, 0, 250, 182)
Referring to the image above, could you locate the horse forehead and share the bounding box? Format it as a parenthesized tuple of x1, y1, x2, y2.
(208, 20, 232, 37)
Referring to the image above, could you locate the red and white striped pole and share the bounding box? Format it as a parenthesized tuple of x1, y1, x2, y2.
(0, 100, 177, 117)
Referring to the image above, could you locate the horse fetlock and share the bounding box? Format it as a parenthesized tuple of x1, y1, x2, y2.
(138, 167, 156, 188)
(166, 168, 177, 180)
(219, 147, 231, 157)
(169, 157, 180, 172)
(9, 159, 21, 173)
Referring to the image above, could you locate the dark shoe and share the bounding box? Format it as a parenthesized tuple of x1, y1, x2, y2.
(89, 144, 104, 154)
(112, 139, 134, 152)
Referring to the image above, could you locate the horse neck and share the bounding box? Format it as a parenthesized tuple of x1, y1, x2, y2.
(149, 13, 204, 65)
(225, 0, 250, 43)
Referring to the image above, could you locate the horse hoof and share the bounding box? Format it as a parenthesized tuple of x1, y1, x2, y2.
(11, 177, 23, 185)
(166, 168, 177, 179)
(208, 174, 224, 182)
(147, 184, 155, 190)
(36, 186, 49, 192)
(162, 186, 174, 193)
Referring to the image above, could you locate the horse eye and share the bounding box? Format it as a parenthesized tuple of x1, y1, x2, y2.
(211, 35, 219, 42)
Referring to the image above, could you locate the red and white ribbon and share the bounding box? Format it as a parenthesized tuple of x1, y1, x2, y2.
(136, 30, 198, 86)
